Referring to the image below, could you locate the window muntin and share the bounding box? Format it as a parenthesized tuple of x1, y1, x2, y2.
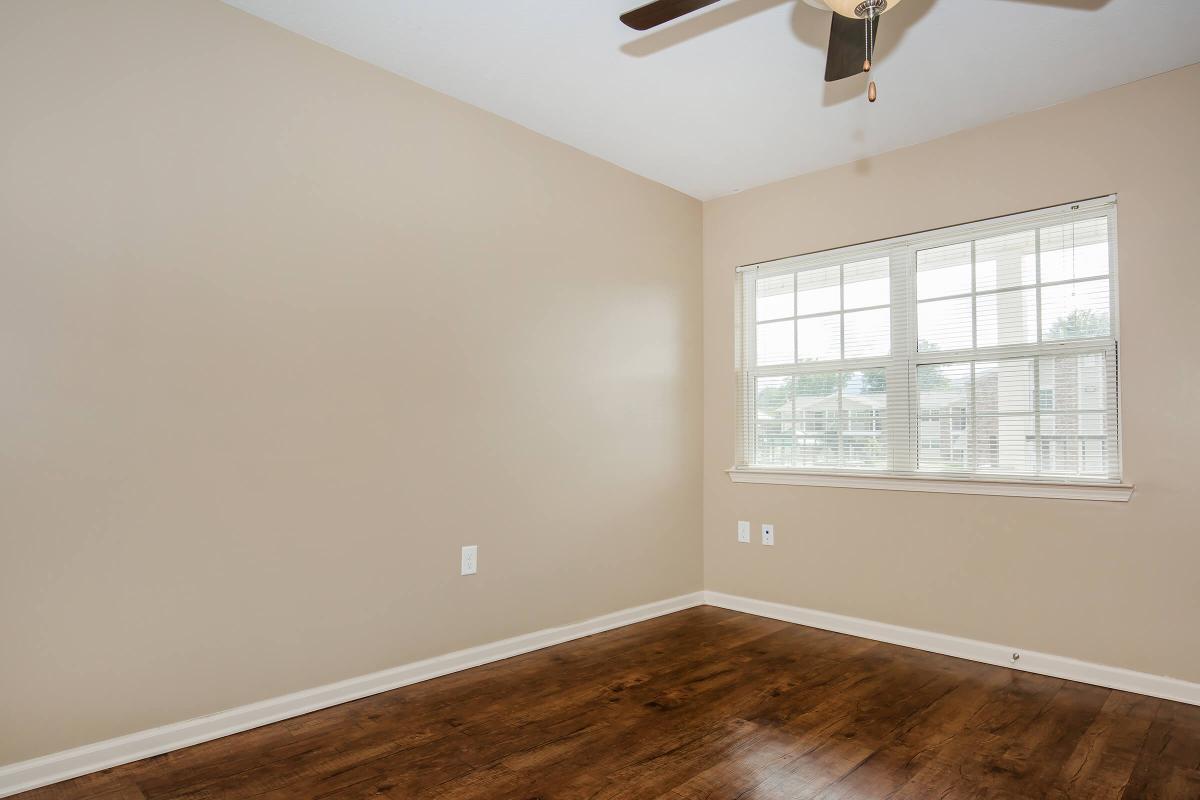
(753, 257, 892, 369)
(736, 197, 1121, 484)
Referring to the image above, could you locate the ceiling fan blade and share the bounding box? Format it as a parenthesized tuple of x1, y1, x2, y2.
(620, 0, 725, 31)
(825, 12, 877, 82)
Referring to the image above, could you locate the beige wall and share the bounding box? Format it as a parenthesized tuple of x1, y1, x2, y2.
(0, 0, 702, 764)
(3, 0, 1197, 772)
(704, 65, 1200, 685)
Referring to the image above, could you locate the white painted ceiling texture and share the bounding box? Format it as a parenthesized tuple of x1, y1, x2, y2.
(224, 0, 1200, 199)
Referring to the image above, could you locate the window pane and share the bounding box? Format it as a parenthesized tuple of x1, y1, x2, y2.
(975, 230, 1036, 291)
(1039, 353, 1108, 412)
(843, 370, 887, 469)
(918, 297, 972, 352)
(1041, 279, 1111, 341)
(755, 422, 795, 466)
(918, 417, 969, 472)
(844, 308, 890, 359)
(843, 258, 889, 309)
(756, 320, 794, 366)
(756, 274, 793, 321)
(976, 415, 1037, 475)
(918, 362, 971, 411)
(917, 362, 971, 472)
(1080, 434, 1108, 476)
(794, 371, 843, 468)
(976, 289, 1037, 348)
(796, 314, 841, 362)
(796, 265, 841, 316)
(1041, 218, 1109, 284)
(917, 242, 971, 300)
(975, 359, 1034, 414)
(755, 375, 793, 420)
(1040, 414, 1107, 475)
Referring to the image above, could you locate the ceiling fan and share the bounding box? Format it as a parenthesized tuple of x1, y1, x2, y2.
(620, 0, 1075, 103)
(619, 0, 907, 101)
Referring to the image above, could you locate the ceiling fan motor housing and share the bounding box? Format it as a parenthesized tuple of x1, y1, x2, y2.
(811, 0, 902, 19)
(854, 0, 888, 18)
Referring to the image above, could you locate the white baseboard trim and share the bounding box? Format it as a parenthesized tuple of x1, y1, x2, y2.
(0, 592, 704, 799)
(704, 591, 1200, 707)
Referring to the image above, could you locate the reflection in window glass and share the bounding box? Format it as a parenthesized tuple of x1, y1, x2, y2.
(917, 242, 972, 300)
(796, 266, 841, 316)
(843, 258, 890, 309)
(844, 308, 890, 359)
(918, 297, 973, 352)
(976, 230, 1037, 292)
(756, 274, 794, 321)
(796, 314, 842, 362)
(976, 289, 1037, 348)
(756, 320, 794, 366)
(1041, 218, 1109, 284)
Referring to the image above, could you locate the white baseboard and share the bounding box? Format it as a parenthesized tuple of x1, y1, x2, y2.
(704, 590, 1200, 707)
(0, 592, 705, 799)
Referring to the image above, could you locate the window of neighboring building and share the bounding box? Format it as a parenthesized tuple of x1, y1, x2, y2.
(734, 197, 1121, 485)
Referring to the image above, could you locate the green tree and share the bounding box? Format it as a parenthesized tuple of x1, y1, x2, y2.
(916, 340, 952, 390)
(755, 381, 791, 416)
(790, 371, 846, 397)
(755, 370, 849, 419)
(1046, 309, 1109, 340)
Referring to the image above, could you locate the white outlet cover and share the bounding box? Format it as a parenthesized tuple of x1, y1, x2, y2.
(761, 524, 775, 546)
(737, 521, 751, 543)
(461, 545, 478, 575)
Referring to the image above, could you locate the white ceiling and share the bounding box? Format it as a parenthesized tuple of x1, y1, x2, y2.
(224, 0, 1200, 200)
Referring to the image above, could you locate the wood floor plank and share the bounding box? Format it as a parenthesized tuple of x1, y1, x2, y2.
(1122, 698, 1200, 799)
(14, 608, 1199, 799)
(1048, 690, 1161, 800)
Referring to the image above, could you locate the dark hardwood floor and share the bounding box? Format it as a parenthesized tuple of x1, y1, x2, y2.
(18, 606, 1200, 799)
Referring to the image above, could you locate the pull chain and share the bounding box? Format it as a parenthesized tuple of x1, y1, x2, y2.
(863, 15, 872, 73)
(865, 13, 877, 103)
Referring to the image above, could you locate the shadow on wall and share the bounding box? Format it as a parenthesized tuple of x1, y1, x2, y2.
(620, 0, 1112, 107)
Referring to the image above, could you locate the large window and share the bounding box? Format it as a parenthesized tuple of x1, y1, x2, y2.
(735, 197, 1121, 485)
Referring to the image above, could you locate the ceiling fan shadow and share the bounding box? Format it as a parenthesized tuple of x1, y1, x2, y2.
(620, 0, 790, 57)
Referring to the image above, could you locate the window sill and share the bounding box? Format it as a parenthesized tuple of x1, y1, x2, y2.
(726, 468, 1133, 502)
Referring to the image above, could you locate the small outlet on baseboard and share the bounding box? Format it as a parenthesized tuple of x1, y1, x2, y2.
(461, 545, 478, 576)
(761, 524, 775, 546)
(737, 521, 751, 543)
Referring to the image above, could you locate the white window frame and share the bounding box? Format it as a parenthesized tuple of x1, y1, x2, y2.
(730, 196, 1132, 502)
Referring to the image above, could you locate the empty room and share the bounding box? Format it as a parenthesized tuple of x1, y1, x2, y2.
(2, 0, 1199, 797)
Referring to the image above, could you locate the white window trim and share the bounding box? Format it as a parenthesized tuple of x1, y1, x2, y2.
(726, 467, 1133, 502)
(732, 196, 1132, 500)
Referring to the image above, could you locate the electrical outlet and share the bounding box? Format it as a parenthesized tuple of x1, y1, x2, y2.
(737, 520, 751, 543)
(761, 524, 775, 546)
(461, 545, 478, 575)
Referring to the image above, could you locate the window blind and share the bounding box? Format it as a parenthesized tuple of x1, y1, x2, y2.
(734, 196, 1121, 484)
